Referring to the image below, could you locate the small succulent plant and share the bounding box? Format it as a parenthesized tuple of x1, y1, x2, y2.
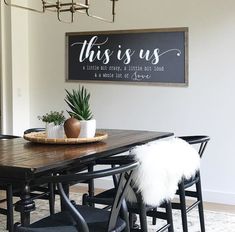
(65, 86, 93, 121)
(38, 111, 65, 125)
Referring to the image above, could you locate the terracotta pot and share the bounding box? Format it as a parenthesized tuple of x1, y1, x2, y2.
(64, 118, 81, 138)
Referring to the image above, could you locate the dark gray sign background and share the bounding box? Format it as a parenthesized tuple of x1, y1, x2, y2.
(66, 28, 188, 85)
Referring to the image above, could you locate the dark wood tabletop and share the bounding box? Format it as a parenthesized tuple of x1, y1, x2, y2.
(0, 129, 173, 181)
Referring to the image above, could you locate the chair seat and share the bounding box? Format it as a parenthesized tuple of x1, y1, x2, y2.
(17, 205, 126, 232)
(183, 175, 200, 189)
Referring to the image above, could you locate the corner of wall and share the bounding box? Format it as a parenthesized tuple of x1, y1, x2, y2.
(10, 8, 30, 135)
(0, 3, 13, 134)
(0, 4, 30, 135)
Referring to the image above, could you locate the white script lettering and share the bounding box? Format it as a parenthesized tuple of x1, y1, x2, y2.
(71, 36, 113, 64)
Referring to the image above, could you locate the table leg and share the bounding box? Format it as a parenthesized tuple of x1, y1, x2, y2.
(88, 164, 95, 207)
(6, 184, 14, 232)
(60, 182, 70, 211)
(15, 184, 35, 226)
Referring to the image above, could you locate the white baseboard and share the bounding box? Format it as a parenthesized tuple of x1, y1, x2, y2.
(203, 189, 235, 205)
(95, 179, 235, 206)
(95, 177, 113, 190)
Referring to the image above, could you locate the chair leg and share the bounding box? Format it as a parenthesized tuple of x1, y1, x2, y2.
(61, 182, 70, 211)
(165, 201, 174, 232)
(178, 182, 188, 232)
(48, 183, 55, 215)
(196, 176, 205, 232)
(6, 185, 14, 232)
(137, 196, 148, 232)
(129, 212, 134, 229)
(152, 208, 157, 225)
(120, 200, 130, 232)
(129, 213, 139, 230)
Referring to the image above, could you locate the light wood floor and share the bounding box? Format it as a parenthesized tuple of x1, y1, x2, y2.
(1, 187, 235, 214)
(71, 186, 235, 214)
(201, 201, 235, 214)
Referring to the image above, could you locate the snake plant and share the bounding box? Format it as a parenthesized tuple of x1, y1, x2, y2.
(65, 86, 93, 121)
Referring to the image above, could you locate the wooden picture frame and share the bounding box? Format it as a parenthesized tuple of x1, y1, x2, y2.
(66, 28, 188, 86)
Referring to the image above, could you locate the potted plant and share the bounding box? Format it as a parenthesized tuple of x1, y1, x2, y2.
(64, 86, 96, 138)
(38, 111, 65, 138)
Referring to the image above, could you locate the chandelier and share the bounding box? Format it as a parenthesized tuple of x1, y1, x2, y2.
(3, 0, 118, 23)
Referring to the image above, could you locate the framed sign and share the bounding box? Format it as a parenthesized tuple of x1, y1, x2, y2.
(66, 28, 188, 86)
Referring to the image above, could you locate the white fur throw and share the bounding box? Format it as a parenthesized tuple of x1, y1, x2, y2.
(126, 137, 200, 206)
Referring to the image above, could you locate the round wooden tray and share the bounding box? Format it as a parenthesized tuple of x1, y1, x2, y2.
(24, 131, 108, 144)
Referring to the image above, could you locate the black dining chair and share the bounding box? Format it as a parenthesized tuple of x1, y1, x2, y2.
(0, 134, 21, 232)
(23, 128, 45, 135)
(14, 159, 139, 232)
(82, 155, 174, 232)
(0, 134, 20, 140)
(0, 131, 56, 232)
(170, 135, 210, 232)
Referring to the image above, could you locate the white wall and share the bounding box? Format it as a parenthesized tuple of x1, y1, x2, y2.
(0, 3, 30, 134)
(3, 0, 235, 205)
(11, 7, 30, 135)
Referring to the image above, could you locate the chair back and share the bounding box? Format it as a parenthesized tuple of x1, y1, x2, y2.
(24, 128, 45, 134)
(0, 134, 20, 140)
(35, 159, 139, 232)
(179, 135, 210, 158)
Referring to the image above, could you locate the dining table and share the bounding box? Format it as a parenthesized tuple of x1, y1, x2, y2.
(0, 129, 173, 227)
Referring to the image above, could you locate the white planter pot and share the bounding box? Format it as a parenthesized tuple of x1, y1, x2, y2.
(79, 119, 96, 138)
(46, 123, 64, 139)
